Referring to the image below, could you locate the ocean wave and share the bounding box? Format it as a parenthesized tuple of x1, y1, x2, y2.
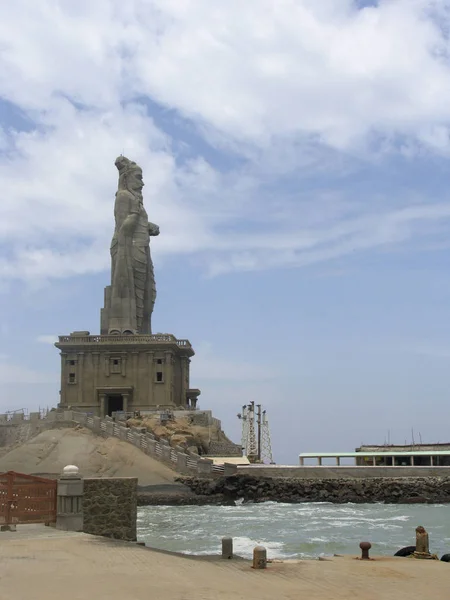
(137, 503, 450, 559)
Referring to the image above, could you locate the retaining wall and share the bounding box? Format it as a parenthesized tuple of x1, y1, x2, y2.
(82, 477, 137, 541)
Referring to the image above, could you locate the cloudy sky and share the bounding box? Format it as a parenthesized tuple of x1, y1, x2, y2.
(2, 0, 450, 463)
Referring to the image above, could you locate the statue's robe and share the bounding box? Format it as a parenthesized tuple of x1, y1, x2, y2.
(108, 189, 156, 334)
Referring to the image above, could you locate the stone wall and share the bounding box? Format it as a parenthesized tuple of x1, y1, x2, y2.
(0, 416, 74, 449)
(82, 477, 137, 541)
(207, 441, 243, 457)
(180, 474, 450, 504)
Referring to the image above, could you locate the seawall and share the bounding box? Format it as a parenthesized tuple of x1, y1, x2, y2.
(233, 465, 450, 479)
(180, 474, 450, 504)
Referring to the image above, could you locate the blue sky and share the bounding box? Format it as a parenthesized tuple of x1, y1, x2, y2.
(2, 0, 450, 463)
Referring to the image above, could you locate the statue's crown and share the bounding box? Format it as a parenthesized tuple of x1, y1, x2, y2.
(115, 155, 140, 175)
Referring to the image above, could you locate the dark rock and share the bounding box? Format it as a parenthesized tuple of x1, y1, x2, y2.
(394, 546, 416, 557)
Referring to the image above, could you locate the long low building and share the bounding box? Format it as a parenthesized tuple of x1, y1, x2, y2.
(299, 451, 450, 467)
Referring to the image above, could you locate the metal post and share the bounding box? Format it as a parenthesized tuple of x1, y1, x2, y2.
(256, 404, 262, 462)
(359, 541, 371, 560)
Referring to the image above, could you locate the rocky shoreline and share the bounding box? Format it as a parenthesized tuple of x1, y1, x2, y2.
(172, 475, 450, 505)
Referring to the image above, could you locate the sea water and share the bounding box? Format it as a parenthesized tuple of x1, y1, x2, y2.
(137, 502, 450, 559)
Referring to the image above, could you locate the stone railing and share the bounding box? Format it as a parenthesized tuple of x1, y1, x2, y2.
(66, 411, 215, 477)
(57, 334, 191, 347)
(0, 410, 49, 423)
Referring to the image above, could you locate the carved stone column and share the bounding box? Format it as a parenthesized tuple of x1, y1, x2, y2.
(60, 352, 68, 406)
(77, 352, 84, 406)
(131, 351, 139, 405)
(122, 393, 129, 414)
(180, 356, 189, 408)
(164, 351, 174, 406)
(146, 351, 154, 404)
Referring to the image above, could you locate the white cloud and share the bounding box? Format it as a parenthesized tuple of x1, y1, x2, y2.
(129, 0, 450, 151)
(1, 1, 450, 281)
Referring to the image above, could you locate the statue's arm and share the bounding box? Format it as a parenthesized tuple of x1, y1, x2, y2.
(148, 222, 160, 236)
(119, 196, 140, 236)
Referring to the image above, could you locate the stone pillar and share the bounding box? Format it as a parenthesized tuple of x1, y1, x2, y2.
(223, 463, 238, 477)
(197, 458, 213, 476)
(60, 352, 67, 406)
(56, 465, 83, 532)
(147, 438, 157, 456)
(176, 452, 188, 474)
(164, 351, 174, 406)
(147, 351, 154, 405)
(99, 393, 106, 417)
(92, 352, 100, 403)
(122, 393, 129, 414)
(180, 356, 189, 408)
(77, 352, 84, 406)
(92, 416, 101, 434)
(131, 351, 138, 406)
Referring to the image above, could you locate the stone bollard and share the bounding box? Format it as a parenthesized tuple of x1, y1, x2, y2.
(253, 545, 267, 569)
(56, 465, 84, 532)
(222, 537, 233, 559)
(359, 541, 372, 560)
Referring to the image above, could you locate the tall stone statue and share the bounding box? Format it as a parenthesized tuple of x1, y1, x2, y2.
(101, 156, 159, 335)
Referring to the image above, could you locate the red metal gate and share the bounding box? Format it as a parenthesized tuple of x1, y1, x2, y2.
(0, 471, 57, 526)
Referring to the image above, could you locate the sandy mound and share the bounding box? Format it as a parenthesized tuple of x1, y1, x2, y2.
(0, 427, 176, 486)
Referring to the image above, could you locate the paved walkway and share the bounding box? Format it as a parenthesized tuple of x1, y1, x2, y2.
(0, 525, 449, 600)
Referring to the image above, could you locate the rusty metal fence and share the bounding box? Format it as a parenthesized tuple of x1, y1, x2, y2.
(0, 471, 57, 526)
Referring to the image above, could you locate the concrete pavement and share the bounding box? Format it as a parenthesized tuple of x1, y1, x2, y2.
(0, 525, 449, 600)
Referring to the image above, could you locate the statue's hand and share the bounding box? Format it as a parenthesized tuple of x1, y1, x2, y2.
(149, 223, 160, 236)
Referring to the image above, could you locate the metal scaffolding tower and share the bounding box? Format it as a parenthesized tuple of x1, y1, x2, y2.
(260, 410, 274, 464)
(238, 402, 274, 464)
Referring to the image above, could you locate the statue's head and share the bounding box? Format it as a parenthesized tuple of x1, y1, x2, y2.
(115, 155, 144, 194)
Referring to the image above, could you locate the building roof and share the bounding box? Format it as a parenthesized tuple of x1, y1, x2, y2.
(299, 451, 450, 458)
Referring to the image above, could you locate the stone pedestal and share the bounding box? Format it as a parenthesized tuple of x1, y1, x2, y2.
(55, 333, 197, 415)
(56, 465, 84, 532)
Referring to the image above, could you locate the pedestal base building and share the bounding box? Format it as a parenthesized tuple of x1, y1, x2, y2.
(55, 332, 200, 416)
(55, 156, 200, 416)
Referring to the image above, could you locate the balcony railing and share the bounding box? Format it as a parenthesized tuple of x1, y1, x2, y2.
(57, 334, 191, 347)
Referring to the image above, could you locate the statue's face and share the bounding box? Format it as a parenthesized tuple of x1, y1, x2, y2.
(128, 168, 144, 192)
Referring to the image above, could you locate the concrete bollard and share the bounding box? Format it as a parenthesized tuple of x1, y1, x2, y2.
(253, 545, 267, 569)
(359, 541, 372, 560)
(222, 537, 233, 559)
(415, 526, 429, 554)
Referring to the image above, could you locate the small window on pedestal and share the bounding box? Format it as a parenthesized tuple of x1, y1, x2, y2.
(68, 373, 76, 384)
(157, 359, 163, 364)
(110, 358, 121, 374)
(156, 371, 164, 383)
